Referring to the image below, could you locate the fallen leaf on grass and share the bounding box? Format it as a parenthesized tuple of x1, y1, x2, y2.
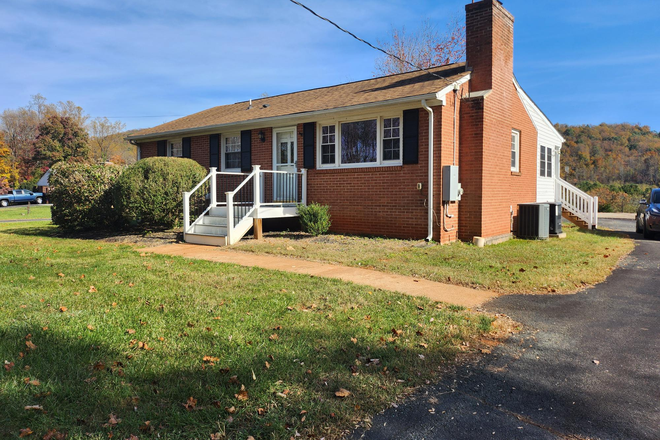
(57, 273, 65, 278)
(18, 428, 33, 437)
(139, 421, 154, 433)
(126, 329, 136, 335)
(183, 396, 197, 411)
(225, 406, 236, 414)
(351, 337, 357, 344)
(335, 388, 351, 398)
(202, 356, 220, 363)
(269, 334, 279, 341)
(419, 343, 428, 349)
(235, 385, 249, 401)
(24, 405, 43, 411)
(42, 429, 66, 440)
(257, 407, 266, 415)
(4, 361, 15, 371)
(59, 307, 67, 313)
(88, 286, 97, 293)
(87, 325, 94, 331)
(391, 329, 403, 336)
(93, 361, 105, 371)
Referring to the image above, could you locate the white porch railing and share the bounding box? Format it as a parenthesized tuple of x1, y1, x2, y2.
(183, 166, 307, 245)
(556, 178, 598, 229)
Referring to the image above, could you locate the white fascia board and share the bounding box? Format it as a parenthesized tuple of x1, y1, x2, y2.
(127, 92, 441, 142)
(435, 73, 471, 105)
(513, 77, 565, 144)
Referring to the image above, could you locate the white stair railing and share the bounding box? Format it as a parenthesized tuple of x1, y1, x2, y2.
(184, 166, 308, 244)
(556, 178, 598, 229)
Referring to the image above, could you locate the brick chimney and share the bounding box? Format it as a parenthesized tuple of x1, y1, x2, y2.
(465, 0, 514, 92)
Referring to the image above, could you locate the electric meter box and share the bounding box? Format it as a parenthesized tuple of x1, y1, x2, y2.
(442, 165, 460, 201)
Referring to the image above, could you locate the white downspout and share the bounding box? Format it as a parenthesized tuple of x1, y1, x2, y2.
(421, 99, 434, 241)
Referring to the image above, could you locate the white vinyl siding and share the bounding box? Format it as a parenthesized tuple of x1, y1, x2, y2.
(514, 79, 564, 203)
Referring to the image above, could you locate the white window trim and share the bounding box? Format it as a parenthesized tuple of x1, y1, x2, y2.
(511, 129, 520, 173)
(540, 145, 554, 178)
(272, 126, 298, 171)
(168, 138, 183, 157)
(317, 114, 403, 169)
(221, 132, 241, 172)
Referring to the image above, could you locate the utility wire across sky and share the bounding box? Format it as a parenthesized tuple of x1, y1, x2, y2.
(288, 0, 447, 81)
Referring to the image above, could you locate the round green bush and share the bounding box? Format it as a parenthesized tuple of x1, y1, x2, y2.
(50, 161, 123, 230)
(297, 202, 332, 236)
(114, 157, 207, 229)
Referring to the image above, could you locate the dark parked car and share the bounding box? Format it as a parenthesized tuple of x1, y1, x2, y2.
(0, 189, 44, 207)
(636, 188, 660, 238)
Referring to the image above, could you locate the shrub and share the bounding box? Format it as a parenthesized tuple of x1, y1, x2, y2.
(114, 157, 206, 229)
(50, 161, 122, 229)
(297, 202, 332, 236)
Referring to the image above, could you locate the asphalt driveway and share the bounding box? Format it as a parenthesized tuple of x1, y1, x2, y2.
(351, 219, 660, 440)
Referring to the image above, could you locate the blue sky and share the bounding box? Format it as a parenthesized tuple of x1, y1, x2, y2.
(1, 0, 659, 131)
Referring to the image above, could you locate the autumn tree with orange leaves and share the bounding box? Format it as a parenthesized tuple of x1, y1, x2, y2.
(374, 18, 466, 76)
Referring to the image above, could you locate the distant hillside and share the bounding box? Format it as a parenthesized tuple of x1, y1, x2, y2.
(556, 123, 660, 185)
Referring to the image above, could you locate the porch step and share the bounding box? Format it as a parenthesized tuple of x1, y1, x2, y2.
(209, 206, 228, 216)
(200, 215, 228, 226)
(183, 233, 227, 246)
(191, 223, 228, 236)
(562, 209, 590, 229)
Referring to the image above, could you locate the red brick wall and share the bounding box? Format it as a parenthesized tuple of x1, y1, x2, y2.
(191, 135, 210, 169)
(459, 0, 537, 241)
(139, 141, 157, 159)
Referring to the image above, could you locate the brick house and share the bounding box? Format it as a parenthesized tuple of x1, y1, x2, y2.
(128, 0, 597, 246)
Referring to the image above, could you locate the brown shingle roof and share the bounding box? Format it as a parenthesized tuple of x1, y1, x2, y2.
(129, 63, 468, 139)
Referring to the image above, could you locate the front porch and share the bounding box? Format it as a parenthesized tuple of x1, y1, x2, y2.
(183, 165, 307, 246)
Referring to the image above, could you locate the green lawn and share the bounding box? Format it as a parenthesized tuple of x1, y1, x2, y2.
(0, 205, 51, 221)
(234, 223, 635, 294)
(0, 222, 497, 440)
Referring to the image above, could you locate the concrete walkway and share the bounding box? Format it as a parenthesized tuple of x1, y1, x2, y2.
(139, 243, 498, 308)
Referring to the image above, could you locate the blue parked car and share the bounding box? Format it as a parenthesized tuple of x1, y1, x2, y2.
(636, 188, 660, 238)
(0, 189, 44, 207)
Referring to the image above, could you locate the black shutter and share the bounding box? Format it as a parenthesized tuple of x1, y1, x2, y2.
(209, 134, 220, 169)
(303, 122, 315, 169)
(402, 109, 419, 165)
(240, 130, 252, 172)
(157, 140, 167, 157)
(182, 137, 191, 158)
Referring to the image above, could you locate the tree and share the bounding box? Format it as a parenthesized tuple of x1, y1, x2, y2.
(88, 117, 127, 162)
(33, 115, 90, 168)
(0, 133, 19, 192)
(374, 17, 466, 76)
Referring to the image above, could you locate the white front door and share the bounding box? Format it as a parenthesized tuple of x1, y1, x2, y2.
(273, 128, 297, 202)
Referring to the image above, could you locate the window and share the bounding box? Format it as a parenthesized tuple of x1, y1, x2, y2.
(168, 139, 182, 157)
(318, 115, 402, 168)
(382, 117, 400, 161)
(321, 125, 336, 165)
(511, 130, 520, 172)
(540, 146, 553, 178)
(341, 119, 377, 164)
(223, 134, 241, 170)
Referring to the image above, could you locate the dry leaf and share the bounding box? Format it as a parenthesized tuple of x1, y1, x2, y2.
(29, 379, 40, 386)
(350, 337, 357, 344)
(59, 307, 68, 313)
(225, 406, 236, 414)
(269, 334, 279, 341)
(24, 405, 43, 411)
(335, 388, 351, 398)
(264, 361, 270, 369)
(57, 273, 64, 278)
(19, 428, 33, 437)
(4, 361, 15, 371)
(391, 329, 403, 336)
(202, 356, 220, 363)
(106, 413, 121, 426)
(419, 343, 428, 349)
(139, 420, 154, 433)
(87, 325, 94, 331)
(183, 396, 197, 411)
(229, 375, 239, 384)
(88, 286, 97, 293)
(126, 329, 136, 334)
(235, 385, 249, 401)
(93, 361, 105, 371)
(257, 407, 265, 415)
(42, 429, 66, 440)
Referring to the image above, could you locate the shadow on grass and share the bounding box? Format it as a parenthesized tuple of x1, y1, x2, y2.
(0, 224, 182, 246)
(0, 323, 460, 439)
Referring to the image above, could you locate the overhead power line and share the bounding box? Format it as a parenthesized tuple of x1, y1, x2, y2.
(288, 0, 447, 81)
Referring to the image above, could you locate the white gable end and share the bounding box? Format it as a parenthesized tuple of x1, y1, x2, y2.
(513, 78, 564, 203)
